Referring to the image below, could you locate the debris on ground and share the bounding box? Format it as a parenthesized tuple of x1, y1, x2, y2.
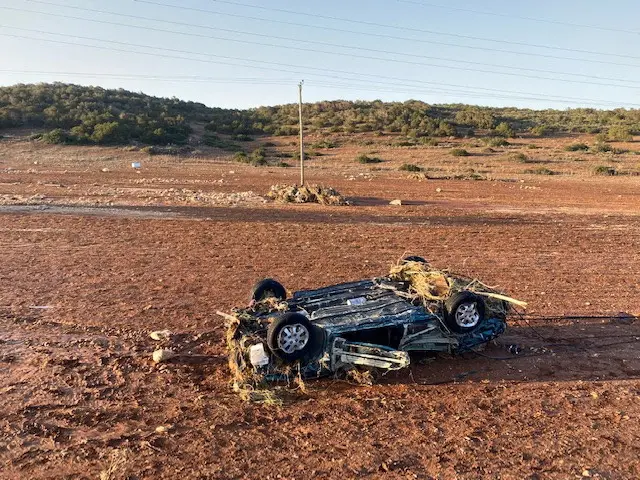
(149, 329, 172, 341)
(389, 199, 402, 206)
(407, 172, 428, 180)
(152, 348, 176, 363)
(266, 184, 349, 205)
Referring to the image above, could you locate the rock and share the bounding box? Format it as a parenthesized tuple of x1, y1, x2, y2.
(389, 199, 402, 206)
(155, 425, 173, 434)
(152, 348, 176, 363)
(150, 329, 172, 341)
(101, 168, 110, 173)
(435, 188, 442, 193)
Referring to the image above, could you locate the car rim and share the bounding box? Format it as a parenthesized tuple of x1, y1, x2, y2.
(455, 302, 480, 328)
(277, 324, 310, 354)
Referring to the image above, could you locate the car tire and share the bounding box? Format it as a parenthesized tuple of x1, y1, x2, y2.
(444, 291, 486, 333)
(267, 312, 324, 364)
(250, 278, 287, 303)
(402, 255, 428, 264)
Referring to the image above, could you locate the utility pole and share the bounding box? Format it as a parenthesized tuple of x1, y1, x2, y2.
(298, 80, 305, 186)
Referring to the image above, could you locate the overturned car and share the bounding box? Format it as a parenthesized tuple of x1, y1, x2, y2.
(223, 257, 524, 396)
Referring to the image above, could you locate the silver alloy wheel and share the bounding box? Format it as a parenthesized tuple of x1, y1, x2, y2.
(454, 302, 480, 328)
(277, 323, 310, 354)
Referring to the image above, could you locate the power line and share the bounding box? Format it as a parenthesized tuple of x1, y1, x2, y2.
(2, 18, 639, 90)
(25, 0, 640, 68)
(397, 0, 640, 36)
(11, 3, 640, 84)
(1, 69, 637, 107)
(0, 70, 296, 84)
(1, 31, 638, 107)
(192, 0, 639, 59)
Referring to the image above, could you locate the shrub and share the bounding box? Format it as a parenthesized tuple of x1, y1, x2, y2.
(564, 143, 589, 152)
(510, 152, 529, 162)
(591, 142, 612, 153)
(262, 141, 277, 147)
(419, 137, 438, 146)
(250, 147, 267, 165)
(450, 148, 470, 157)
(530, 125, 548, 137)
(524, 167, 556, 175)
(233, 151, 248, 162)
(275, 161, 291, 168)
(233, 134, 254, 141)
(41, 128, 72, 144)
(493, 122, 515, 138)
(399, 163, 422, 172)
(593, 165, 616, 176)
(483, 137, 510, 147)
(356, 154, 383, 164)
(393, 140, 415, 147)
(608, 125, 633, 142)
(310, 139, 336, 149)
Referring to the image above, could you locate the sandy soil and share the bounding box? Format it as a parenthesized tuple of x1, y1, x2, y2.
(0, 136, 639, 479)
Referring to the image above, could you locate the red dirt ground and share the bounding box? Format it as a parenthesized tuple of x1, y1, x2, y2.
(1, 138, 639, 479)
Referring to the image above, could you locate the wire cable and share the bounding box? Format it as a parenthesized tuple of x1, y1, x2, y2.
(2, 30, 639, 107)
(5, 6, 640, 87)
(2, 24, 640, 91)
(397, 0, 640, 36)
(193, 0, 640, 59)
(24, 0, 640, 69)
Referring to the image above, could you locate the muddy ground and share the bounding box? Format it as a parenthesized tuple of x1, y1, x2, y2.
(0, 136, 639, 479)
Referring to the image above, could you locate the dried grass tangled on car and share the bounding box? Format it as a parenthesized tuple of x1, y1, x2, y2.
(389, 260, 526, 318)
(267, 184, 349, 205)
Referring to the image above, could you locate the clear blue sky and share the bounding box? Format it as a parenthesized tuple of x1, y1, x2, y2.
(1, 0, 639, 109)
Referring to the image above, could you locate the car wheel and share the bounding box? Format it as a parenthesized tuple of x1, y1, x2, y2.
(250, 278, 287, 303)
(402, 255, 428, 264)
(267, 312, 324, 364)
(444, 291, 486, 333)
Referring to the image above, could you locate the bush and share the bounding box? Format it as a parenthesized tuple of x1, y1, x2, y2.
(232, 134, 254, 141)
(608, 125, 633, 142)
(275, 161, 291, 168)
(399, 163, 422, 172)
(41, 128, 72, 144)
(510, 152, 529, 162)
(419, 137, 438, 146)
(493, 122, 515, 138)
(591, 142, 612, 153)
(594, 165, 616, 176)
(233, 151, 248, 162)
(524, 167, 556, 175)
(530, 125, 548, 137)
(450, 148, 470, 157)
(250, 147, 267, 165)
(564, 143, 589, 152)
(483, 137, 510, 147)
(310, 139, 336, 149)
(262, 141, 277, 147)
(393, 140, 415, 147)
(356, 154, 383, 164)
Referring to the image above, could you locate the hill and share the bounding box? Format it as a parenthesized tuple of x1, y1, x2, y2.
(1, 83, 639, 146)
